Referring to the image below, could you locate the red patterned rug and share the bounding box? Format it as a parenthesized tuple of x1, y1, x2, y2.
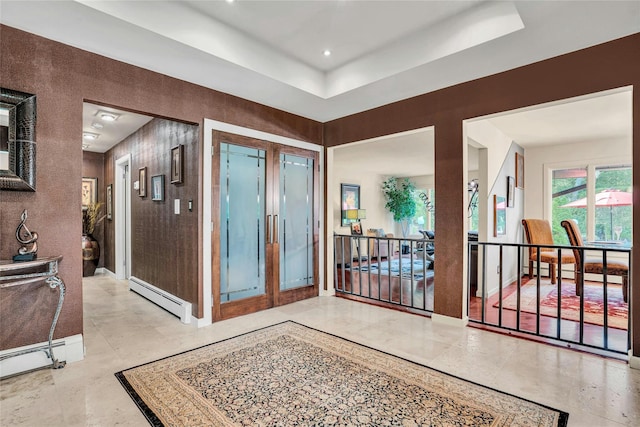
(497, 280, 628, 330)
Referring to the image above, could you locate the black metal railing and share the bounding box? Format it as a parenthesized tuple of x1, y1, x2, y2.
(333, 233, 435, 313)
(468, 241, 631, 356)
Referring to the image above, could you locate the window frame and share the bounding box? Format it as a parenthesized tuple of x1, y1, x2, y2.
(544, 156, 631, 243)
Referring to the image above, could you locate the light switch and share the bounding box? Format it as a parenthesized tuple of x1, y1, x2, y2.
(133, 181, 140, 190)
(174, 199, 180, 214)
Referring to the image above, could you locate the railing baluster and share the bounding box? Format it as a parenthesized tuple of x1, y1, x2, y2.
(481, 244, 487, 324)
(578, 247, 585, 345)
(516, 246, 522, 331)
(602, 250, 609, 350)
(366, 236, 372, 300)
(332, 235, 629, 358)
(556, 247, 562, 340)
(498, 245, 503, 327)
(535, 245, 541, 335)
(409, 240, 414, 308)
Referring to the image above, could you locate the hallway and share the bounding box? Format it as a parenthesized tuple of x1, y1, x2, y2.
(1, 274, 638, 426)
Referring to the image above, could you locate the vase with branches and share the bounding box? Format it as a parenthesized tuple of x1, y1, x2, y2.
(82, 202, 105, 277)
(381, 177, 417, 241)
(82, 202, 105, 235)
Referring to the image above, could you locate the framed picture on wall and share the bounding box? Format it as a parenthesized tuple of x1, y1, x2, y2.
(106, 184, 113, 220)
(494, 195, 507, 236)
(350, 221, 363, 236)
(139, 167, 147, 197)
(515, 152, 524, 189)
(341, 183, 360, 227)
(170, 144, 184, 184)
(151, 174, 164, 201)
(507, 176, 515, 208)
(82, 177, 97, 209)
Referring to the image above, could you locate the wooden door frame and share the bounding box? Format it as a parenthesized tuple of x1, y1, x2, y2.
(211, 133, 320, 321)
(211, 131, 275, 321)
(272, 144, 320, 307)
(203, 120, 323, 326)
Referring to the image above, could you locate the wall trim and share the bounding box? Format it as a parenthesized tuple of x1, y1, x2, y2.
(202, 119, 324, 327)
(115, 154, 132, 280)
(628, 351, 640, 370)
(0, 334, 84, 378)
(94, 267, 116, 279)
(129, 276, 192, 324)
(431, 313, 469, 327)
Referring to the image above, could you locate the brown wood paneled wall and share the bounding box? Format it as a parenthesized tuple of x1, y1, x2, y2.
(104, 118, 199, 311)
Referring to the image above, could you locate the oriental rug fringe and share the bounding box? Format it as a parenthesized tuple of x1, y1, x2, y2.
(116, 321, 568, 426)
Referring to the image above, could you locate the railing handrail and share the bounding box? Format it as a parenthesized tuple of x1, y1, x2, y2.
(469, 240, 632, 253)
(334, 232, 435, 243)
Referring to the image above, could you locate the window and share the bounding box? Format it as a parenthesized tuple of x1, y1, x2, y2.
(551, 164, 631, 244)
(409, 188, 434, 234)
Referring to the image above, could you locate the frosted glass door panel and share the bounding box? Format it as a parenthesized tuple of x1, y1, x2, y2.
(220, 143, 266, 302)
(279, 153, 314, 291)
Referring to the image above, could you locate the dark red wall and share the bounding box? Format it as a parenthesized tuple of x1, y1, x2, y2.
(0, 24, 322, 350)
(325, 33, 640, 357)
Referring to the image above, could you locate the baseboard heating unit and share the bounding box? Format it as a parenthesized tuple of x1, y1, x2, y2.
(129, 277, 192, 324)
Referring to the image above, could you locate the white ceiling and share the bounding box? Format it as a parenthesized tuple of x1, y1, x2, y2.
(82, 103, 152, 153)
(1, 0, 638, 123)
(0, 1, 635, 156)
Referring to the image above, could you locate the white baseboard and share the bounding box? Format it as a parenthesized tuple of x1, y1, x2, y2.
(95, 267, 116, 279)
(629, 351, 640, 370)
(129, 276, 192, 324)
(193, 316, 212, 328)
(431, 313, 469, 327)
(0, 334, 84, 378)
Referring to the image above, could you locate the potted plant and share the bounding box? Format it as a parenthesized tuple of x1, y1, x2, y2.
(381, 177, 416, 253)
(82, 202, 105, 277)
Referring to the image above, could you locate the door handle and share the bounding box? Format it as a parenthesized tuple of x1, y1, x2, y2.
(266, 214, 271, 244)
(273, 214, 279, 244)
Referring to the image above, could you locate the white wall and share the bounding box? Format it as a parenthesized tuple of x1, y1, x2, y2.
(332, 165, 393, 235)
(466, 120, 524, 296)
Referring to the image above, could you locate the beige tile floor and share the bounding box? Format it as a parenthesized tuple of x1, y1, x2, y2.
(1, 274, 639, 426)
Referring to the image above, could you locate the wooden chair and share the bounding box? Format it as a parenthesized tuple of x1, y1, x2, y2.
(560, 219, 628, 302)
(521, 219, 574, 284)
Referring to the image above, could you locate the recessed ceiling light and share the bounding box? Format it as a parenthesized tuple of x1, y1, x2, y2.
(82, 144, 90, 150)
(83, 132, 99, 140)
(226, 0, 235, 3)
(91, 122, 104, 130)
(323, 49, 332, 57)
(96, 110, 120, 122)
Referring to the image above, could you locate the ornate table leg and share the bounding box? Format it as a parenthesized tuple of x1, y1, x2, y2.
(45, 275, 66, 369)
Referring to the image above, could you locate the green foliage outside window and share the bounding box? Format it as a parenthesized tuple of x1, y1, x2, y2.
(551, 166, 631, 244)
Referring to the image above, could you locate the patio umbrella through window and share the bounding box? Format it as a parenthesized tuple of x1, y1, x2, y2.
(560, 189, 632, 240)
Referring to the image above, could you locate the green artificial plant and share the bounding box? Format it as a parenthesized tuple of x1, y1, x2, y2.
(381, 177, 417, 238)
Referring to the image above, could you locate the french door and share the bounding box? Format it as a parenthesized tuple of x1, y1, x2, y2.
(212, 131, 318, 321)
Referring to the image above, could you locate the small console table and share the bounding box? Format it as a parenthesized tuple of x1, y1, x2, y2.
(0, 256, 66, 370)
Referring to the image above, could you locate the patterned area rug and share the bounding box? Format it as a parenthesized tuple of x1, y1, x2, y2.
(497, 280, 628, 329)
(116, 321, 568, 426)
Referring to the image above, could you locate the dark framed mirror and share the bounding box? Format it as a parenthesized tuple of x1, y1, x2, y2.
(0, 87, 37, 191)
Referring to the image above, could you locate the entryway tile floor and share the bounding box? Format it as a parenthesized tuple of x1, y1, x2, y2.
(1, 274, 639, 426)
